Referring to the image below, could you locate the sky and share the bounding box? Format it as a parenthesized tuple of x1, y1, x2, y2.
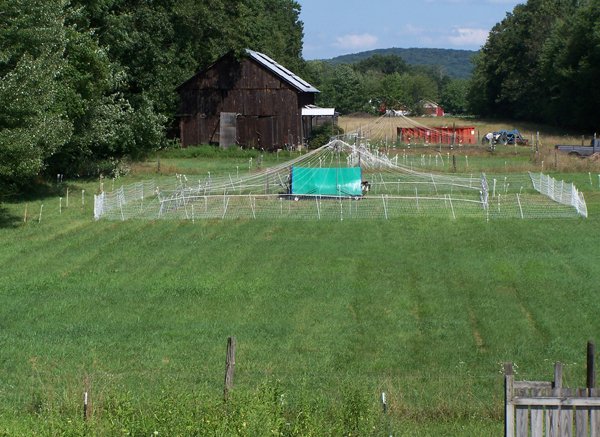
(297, 0, 524, 60)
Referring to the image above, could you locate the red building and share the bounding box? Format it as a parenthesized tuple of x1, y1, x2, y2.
(397, 126, 476, 145)
(421, 100, 445, 117)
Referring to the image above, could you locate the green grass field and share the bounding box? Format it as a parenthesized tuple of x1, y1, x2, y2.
(1, 149, 600, 435)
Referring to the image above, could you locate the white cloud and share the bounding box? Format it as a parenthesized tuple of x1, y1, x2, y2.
(399, 24, 426, 36)
(333, 33, 378, 50)
(446, 27, 489, 46)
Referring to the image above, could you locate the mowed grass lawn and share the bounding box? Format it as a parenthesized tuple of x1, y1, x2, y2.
(1, 161, 600, 434)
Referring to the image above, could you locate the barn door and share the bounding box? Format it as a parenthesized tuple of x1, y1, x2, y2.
(256, 116, 278, 150)
(219, 112, 237, 148)
(234, 116, 279, 149)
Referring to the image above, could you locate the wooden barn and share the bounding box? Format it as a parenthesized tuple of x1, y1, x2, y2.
(177, 49, 320, 150)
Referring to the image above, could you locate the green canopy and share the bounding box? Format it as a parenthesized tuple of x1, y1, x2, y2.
(291, 167, 362, 196)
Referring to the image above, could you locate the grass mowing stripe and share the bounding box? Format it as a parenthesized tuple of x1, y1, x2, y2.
(1, 207, 600, 434)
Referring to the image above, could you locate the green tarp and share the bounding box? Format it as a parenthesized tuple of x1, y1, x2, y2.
(291, 167, 362, 196)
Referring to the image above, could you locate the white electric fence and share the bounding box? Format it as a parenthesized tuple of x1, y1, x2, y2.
(93, 140, 587, 221)
(529, 172, 587, 218)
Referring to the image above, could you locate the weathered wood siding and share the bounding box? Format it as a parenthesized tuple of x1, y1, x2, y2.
(178, 54, 314, 149)
(505, 362, 600, 437)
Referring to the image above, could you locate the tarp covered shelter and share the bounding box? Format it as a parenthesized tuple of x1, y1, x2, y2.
(291, 167, 362, 196)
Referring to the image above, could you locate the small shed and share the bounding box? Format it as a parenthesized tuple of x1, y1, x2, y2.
(398, 126, 476, 145)
(177, 49, 319, 150)
(301, 105, 337, 135)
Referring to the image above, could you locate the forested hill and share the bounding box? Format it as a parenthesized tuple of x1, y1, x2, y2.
(327, 48, 476, 79)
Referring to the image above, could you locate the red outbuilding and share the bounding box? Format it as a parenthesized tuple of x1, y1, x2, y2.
(397, 126, 476, 145)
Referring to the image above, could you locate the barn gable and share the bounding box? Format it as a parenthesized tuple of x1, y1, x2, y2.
(177, 50, 319, 149)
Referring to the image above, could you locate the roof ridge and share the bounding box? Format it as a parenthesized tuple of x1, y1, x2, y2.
(245, 49, 319, 93)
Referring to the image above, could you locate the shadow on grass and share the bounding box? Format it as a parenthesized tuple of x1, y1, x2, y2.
(0, 181, 76, 228)
(2, 178, 86, 201)
(0, 205, 21, 228)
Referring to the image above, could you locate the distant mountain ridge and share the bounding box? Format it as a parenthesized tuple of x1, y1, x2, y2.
(326, 47, 477, 79)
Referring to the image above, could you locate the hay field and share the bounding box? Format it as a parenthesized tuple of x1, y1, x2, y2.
(338, 114, 590, 149)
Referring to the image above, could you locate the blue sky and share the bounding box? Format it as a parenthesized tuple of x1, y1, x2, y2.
(297, 0, 523, 59)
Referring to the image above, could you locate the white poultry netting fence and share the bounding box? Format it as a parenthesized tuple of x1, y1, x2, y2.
(94, 140, 587, 221)
(529, 171, 587, 218)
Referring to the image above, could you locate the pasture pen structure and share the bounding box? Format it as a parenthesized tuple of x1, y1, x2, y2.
(93, 137, 587, 221)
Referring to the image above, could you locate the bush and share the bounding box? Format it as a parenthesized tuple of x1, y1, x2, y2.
(307, 122, 344, 149)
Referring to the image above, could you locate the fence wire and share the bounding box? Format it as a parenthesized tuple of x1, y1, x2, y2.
(529, 171, 587, 218)
(94, 141, 587, 221)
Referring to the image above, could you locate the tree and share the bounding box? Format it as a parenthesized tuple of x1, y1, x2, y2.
(402, 74, 438, 114)
(353, 54, 409, 75)
(440, 79, 469, 115)
(539, 0, 600, 130)
(0, 0, 72, 184)
(1, 0, 307, 184)
(317, 64, 365, 114)
(466, 0, 598, 131)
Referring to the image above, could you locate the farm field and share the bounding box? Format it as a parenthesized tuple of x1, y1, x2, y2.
(338, 114, 591, 148)
(2, 125, 600, 435)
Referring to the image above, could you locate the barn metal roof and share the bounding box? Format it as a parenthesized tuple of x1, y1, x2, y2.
(302, 105, 335, 116)
(245, 49, 319, 93)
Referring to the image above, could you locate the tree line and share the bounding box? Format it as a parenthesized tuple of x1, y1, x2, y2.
(304, 55, 469, 116)
(306, 0, 599, 131)
(1, 0, 598, 188)
(0, 0, 304, 186)
(468, 0, 600, 132)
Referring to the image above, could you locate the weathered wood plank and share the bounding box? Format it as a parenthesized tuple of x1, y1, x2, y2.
(530, 404, 544, 437)
(516, 406, 529, 437)
(591, 406, 600, 437)
(512, 397, 600, 407)
(588, 342, 596, 395)
(549, 405, 560, 437)
(559, 402, 573, 437)
(575, 409, 589, 437)
(550, 363, 563, 437)
(515, 381, 554, 390)
(506, 367, 516, 437)
(527, 387, 542, 437)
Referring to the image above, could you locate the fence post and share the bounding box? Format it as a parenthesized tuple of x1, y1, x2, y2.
(549, 362, 563, 436)
(83, 375, 90, 422)
(505, 362, 515, 437)
(223, 336, 236, 401)
(588, 341, 596, 396)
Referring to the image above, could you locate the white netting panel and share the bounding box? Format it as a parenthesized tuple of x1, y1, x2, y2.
(529, 172, 587, 218)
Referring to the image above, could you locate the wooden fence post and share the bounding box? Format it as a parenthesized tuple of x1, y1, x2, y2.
(223, 336, 236, 401)
(549, 362, 563, 436)
(588, 341, 596, 396)
(505, 362, 515, 437)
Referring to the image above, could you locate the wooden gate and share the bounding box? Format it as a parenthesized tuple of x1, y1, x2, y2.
(505, 343, 600, 436)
